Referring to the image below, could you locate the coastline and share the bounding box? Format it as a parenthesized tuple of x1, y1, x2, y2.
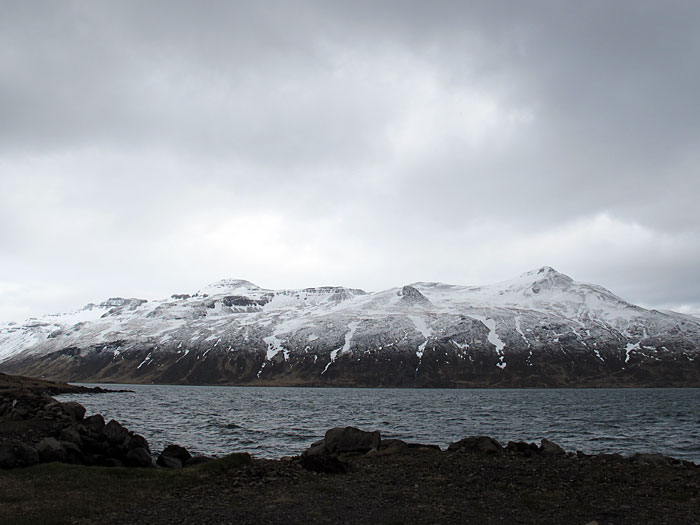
(1, 374, 699, 524)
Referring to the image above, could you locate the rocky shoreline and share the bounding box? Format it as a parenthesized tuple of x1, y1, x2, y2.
(1, 373, 699, 523)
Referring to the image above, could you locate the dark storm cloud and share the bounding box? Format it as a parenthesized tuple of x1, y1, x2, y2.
(1, 1, 699, 319)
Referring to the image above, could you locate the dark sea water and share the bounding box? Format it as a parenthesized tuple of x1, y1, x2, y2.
(57, 386, 700, 462)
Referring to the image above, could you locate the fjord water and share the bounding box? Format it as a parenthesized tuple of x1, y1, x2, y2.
(57, 386, 700, 462)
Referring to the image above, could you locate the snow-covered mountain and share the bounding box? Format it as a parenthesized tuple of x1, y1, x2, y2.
(1, 267, 698, 387)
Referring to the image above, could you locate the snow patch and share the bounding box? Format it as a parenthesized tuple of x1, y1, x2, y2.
(471, 315, 507, 369)
(263, 335, 286, 361)
(136, 352, 152, 369)
(321, 321, 360, 374)
(408, 315, 433, 359)
(625, 341, 640, 363)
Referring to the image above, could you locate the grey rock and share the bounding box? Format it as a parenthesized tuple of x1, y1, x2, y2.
(540, 438, 565, 456)
(449, 436, 503, 455)
(300, 454, 347, 474)
(159, 444, 191, 464)
(36, 437, 66, 463)
(324, 426, 381, 455)
(301, 439, 327, 457)
(125, 447, 153, 467)
(124, 433, 150, 453)
(184, 455, 214, 467)
(506, 441, 540, 457)
(81, 435, 108, 453)
(0, 445, 17, 469)
(60, 401, 86, 421)
(59, 440, 85, 464)
(14, 444, 39, 467)
(379, 439, 408, 450)
(157, 454, 183, 468)
(631, 453, 671, 466)
(397, 285, 431, 305)
(60, 427, 83, 446)
(102, 419, 129, 445)
(84, 413, 105, 434)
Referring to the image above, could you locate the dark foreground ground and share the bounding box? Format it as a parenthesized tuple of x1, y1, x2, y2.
(2, 446, 699, 524)
(1, 373, 698, 524)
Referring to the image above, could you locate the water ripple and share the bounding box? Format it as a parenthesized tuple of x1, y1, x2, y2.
(57, 386, 700, 462)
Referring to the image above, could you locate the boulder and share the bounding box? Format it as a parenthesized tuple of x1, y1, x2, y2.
(631, 453, 672, 466)
(301, 439, 327, 457)
(125, 447, 153, 468)
(324, 426, 380, 455)
(506, 441, 540, 457)
(60, 440, 85, 464)
(60, 427, 83, 446)
(0, 445, 17, 469)
(60, 401, 86, 421)
(14, 444, 39, 467)
(157, 455, 183, 469)
(540, 438, 565, 456)
(81, 435, 109, 453)
(300, 454, 348, 474)
(379, 439, 408, 450)
(448, 436, 503, 455)
(105, 445, 126, 459)
(36, 437, 66, 463)
(84, 414, 106, 434)
(124, 433, 150, 453)
(102, 419, 129, 445)
(184, 455, 214, 467)
(159, 444, 192, 464)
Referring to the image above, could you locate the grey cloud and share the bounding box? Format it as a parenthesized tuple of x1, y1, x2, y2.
(1, 1, 699, 320)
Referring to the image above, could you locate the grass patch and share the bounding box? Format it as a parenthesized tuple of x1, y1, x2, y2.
(191, 452, 251, 475)
(0, 455, 251, 524)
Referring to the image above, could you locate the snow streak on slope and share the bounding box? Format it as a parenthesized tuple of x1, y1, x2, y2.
(408, 315, 433, 359)
(470, 315, 507, 369)
(322, 321, 360, 375)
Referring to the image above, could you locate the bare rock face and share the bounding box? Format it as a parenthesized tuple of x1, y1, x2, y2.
(397, 285, 431, 305)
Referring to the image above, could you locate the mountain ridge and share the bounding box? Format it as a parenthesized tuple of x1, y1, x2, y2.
(1, 267, 698, 387)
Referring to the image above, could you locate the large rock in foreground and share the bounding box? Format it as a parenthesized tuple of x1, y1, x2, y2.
(0, 376, 152, 469)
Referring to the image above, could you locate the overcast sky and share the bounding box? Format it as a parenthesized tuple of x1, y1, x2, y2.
(2, 1, 699, 321)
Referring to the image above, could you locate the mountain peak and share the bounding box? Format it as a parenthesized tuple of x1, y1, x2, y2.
(396, 285, 432, 306)
(523, 266, 562, 277)
(199, 279, 262, 295)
